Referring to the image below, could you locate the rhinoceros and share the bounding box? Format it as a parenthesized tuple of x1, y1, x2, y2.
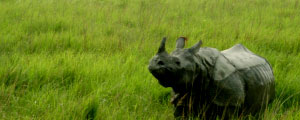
(148, 37, 275, 119)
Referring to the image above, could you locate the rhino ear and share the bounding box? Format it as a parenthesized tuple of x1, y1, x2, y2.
(188, 40, 202, 54)
(157, 37, 167, 54)
(176, 37, 187, 49)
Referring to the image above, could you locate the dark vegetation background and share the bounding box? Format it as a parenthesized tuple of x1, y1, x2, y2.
(0, 0, 299, 119)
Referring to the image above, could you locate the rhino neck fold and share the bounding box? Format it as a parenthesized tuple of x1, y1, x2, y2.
(171, 61, 206, 94)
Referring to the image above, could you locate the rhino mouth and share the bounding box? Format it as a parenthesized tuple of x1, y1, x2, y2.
(149, 67, 177, 87)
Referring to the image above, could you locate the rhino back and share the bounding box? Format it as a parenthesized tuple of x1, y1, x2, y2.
(221, 44, 267, 70)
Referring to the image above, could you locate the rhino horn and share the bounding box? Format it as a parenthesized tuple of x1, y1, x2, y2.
(188, 40, 202, 53)
(157, 37, 167, 54)
(176, 37, 187, 49)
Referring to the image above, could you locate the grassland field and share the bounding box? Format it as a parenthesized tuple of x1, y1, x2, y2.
(0, 0, 300, 119)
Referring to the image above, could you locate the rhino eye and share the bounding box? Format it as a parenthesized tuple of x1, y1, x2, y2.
(175, 61, 180, 66)
(158, 61, 164, 65)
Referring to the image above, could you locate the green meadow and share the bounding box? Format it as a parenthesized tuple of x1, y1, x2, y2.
(0, 0, 299, 119)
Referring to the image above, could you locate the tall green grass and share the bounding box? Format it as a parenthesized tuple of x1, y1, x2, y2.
(0, 0, 299, 119)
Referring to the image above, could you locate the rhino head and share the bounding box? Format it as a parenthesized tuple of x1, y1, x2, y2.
(148, 37, 202, 92)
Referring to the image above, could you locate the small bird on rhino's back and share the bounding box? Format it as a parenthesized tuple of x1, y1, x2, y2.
(148, 37, 275, 119)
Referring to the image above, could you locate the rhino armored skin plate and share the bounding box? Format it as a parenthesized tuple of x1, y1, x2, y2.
(148, 37, 275, 119)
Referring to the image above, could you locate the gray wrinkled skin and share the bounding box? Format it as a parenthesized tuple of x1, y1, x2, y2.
(148, 37, 275, 119)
